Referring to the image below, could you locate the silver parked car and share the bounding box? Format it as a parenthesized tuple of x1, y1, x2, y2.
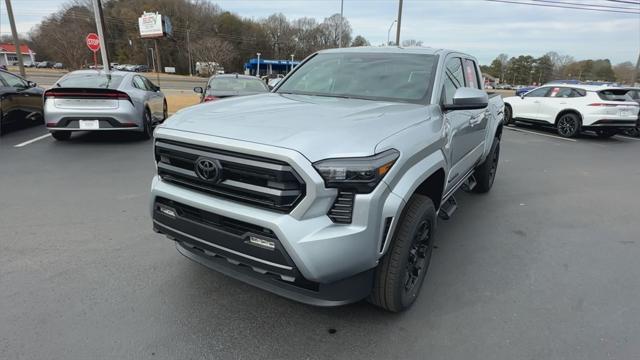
(44, 70, 167, 140)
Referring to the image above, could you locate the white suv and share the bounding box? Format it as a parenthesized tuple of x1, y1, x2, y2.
(503, 85, 640, 138)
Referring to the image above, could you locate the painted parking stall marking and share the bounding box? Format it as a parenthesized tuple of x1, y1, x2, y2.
(14, 133, 51, 148)
(505, 126, 577, 142)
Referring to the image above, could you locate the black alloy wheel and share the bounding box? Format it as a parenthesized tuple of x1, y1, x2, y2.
(556, 114, 580, 138)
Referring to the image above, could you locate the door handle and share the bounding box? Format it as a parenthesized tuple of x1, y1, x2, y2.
(533, 101, 540, 104)
(469, 114, 484, 126)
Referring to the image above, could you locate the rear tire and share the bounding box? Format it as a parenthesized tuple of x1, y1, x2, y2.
(623, 128, 639, 137)
(556, 113, 581, 138)
(51, 131, 71, 141)
(162, 100, 168, 122)
(369, 194, 436, 312)
(140, 109, 153, 140)
(473, 136, 500, 193)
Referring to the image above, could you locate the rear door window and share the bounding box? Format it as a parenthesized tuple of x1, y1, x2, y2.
(463, 59, 480, 89)
(133, 76, 148, 91)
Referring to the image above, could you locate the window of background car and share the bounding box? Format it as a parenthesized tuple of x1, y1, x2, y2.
(209, 77, 268, 93)
(57, 74, 124, 89)
(133, 76, 147, 90)
(524, 87, 549, 97)
(441, 57, 465, 105)
(598, 89, 635, 102)
(463, 59, 480, 89)
(626, 90, 640, 100)
(277, 52, 438, 104)
(0, 72, 28, 89)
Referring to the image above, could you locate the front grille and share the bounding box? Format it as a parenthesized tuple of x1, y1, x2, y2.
(155, 140, 305, 213)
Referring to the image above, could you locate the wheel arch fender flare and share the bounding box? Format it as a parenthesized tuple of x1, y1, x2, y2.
(554, 108, 583, 126)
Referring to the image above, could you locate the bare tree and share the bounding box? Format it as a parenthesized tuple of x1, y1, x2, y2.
(262, 13, 292, 59)
(320, 13, 352, 48)
(191, 37, 238, 74)
(351, 35, 370, 47)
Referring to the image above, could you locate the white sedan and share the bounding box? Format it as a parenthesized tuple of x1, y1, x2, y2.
(503, 85, 639, 138)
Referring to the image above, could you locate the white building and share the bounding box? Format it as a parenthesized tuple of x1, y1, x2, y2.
(0, 43, 36, 66)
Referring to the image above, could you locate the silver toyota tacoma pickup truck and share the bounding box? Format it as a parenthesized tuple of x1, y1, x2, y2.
(150, 47, 504, 312)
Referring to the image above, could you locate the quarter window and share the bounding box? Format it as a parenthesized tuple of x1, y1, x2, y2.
(133, 76, 148, 91)
(0, 72, 27, 89)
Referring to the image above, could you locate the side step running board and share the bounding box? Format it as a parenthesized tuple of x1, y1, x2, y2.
(461, 174, 477, 192)
(438, 195, 457, 220)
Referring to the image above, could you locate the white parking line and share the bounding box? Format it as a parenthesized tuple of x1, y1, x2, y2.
(618, 135, 640, 141)
(505, 126, 577, 142)
(14, 133, 51, 148)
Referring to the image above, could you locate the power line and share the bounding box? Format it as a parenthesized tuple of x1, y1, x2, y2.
(607, 0, 640, 5)
(486, 0, 640, 14)
(532, 0, 640, 11)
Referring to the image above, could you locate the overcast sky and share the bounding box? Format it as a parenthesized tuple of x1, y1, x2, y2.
(0, 0, 638, 64)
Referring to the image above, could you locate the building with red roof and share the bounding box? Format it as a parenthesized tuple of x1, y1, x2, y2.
(0, 43, 36, 66)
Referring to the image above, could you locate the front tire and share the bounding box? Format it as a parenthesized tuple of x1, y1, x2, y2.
(370, 194, 436, 312)
(556, 113, 581, 138)
(503, 104, 513, 126)
(51, 131, 71, 141)
(473, 136, 500, 193)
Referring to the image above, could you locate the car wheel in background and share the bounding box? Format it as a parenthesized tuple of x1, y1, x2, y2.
(503, 105, 512, 126)
(473, 136, 500, 193)
(623, 128, 639, 137)
(141, 109, 153, 140)
(369, 194, 436, 312)
(595, 129, 617, 138)
(556, 113, 581, 138)
(163, 101, 168, 122)
(51, 131, 71, 141)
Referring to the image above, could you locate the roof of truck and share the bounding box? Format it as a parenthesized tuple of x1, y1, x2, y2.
(318, 46, 447, 56)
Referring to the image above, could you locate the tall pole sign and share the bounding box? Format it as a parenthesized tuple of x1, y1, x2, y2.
(86, 33, 101, 69)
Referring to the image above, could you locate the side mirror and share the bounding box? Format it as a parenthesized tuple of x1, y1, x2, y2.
(193, 86, 203, 94)
(27, 81, 37, 88)
(520, 94, 525, 99)
(442, 87, 488, 111)
(154, 85, 161, 92)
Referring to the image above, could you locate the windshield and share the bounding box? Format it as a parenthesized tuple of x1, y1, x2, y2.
(277, 52, 438, 104)
(208, 77, 268, 93)
(57, 73, 124, 88)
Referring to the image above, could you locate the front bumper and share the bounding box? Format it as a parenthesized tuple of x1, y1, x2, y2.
(149, 130, 405, 305)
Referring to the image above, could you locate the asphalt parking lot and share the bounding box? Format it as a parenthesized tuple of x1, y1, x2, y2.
(1, 123, 640, 359)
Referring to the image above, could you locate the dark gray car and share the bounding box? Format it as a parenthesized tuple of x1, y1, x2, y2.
(193, 74, 269, 102)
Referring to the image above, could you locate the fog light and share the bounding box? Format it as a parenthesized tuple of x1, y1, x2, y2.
(247, 236, 275, 250)
(158, 205, 176, 218)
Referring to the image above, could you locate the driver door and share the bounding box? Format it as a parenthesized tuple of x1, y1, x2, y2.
(517, 86, 550, 120)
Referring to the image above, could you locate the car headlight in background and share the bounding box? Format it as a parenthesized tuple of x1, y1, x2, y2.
(313, 149, 400, 194)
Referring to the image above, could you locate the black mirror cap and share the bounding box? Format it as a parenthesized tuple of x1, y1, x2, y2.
(193, 86, 203, 94)
(28, 81, 37, 88)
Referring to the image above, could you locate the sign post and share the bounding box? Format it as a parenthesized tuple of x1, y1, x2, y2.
(86, 33, 100, 69)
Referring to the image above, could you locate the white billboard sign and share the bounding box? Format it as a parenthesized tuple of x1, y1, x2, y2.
(138, 12, 163, 38)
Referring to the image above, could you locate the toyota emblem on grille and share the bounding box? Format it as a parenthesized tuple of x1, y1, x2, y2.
(195, 157, 221, 182)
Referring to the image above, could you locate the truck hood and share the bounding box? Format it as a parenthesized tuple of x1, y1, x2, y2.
(161, 93, 427, 162)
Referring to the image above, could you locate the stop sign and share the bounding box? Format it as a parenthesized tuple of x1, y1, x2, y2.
(86, 33, 100, 52)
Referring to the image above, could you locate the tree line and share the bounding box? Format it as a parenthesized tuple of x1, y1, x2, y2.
(23, 0, 370, 74)
(481, 52, 635, 85)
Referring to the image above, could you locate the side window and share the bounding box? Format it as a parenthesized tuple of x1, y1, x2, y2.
(143, 77, 157, 91)
(463, 59, 480, 89)
(0, 72, 28, 89)
(441, 57, 464, 105)
(551, 87, 574, 98)
(133, 76, 148, 91)
(524, 87, 549, 98)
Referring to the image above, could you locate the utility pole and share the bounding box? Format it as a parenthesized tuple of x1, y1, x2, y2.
(92, 0, 110, 73)
(186, 29, 193, 77)
(154, 39, 161, 85)
(5, 0, 26, 78)
(395, 0, 403, 47)
(338, 0, 344, 48)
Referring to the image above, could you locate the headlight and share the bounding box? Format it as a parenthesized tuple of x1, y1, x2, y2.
(313, 149, 399, 193)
